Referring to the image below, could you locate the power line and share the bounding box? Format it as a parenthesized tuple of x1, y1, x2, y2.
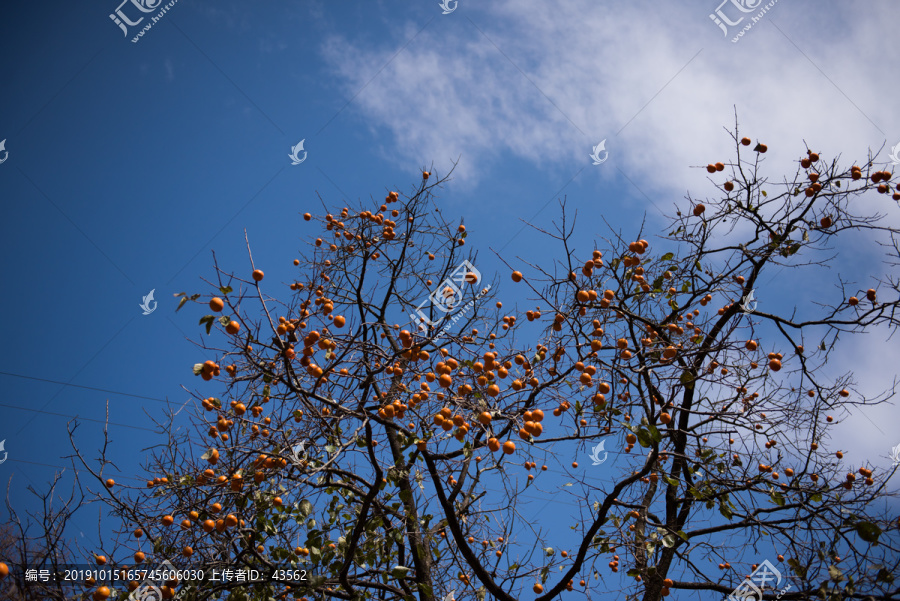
(4, 458, 147, 483)
(0, 371, 173, 404)
(0, 402, 158, 432)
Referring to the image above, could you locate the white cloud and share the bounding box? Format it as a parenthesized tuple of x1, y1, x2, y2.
(318, 0, 900, 478)
(319, 0, 899, 195)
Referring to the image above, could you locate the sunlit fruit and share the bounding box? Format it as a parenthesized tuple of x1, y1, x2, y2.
(209, 297, 225, 312)
(252, 269, 264, 282)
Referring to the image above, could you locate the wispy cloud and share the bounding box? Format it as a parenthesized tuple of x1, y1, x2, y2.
(319, 1, 899, 193)
(317, 0, 900, 472)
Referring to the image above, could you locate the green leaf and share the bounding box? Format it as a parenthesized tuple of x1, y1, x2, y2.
(637, 429, 652, 448)
(391, 566, 411, 579)
(176, 296, 189, 312)
(828, 565, 844, 582)
(663, 475, 679, 488)
(647, 424, 661, 443)
(299, 500, 313, 517)
(192, 363, 204, 376)
(681, 281, 690, 293)
(769, 491, 786, 507)
(199, 315, 215, 334)
(680, 371, 694, 386)
(787, 558, 808, 579)
(761, 190, 767, 197)
(810, 492, 822, 503)
(855, 521, 882, 544)
(660, 252, 674, 261)
(218, 315, 231, 326)
(661, 534, 677, 548)
(719, 502, 733, 520)
(219, 286, 233, 295)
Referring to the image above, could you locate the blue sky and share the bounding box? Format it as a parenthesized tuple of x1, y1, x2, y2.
(1, 0, 899, 595)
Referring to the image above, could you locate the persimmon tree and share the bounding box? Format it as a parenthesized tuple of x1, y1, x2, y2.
(1, 475, 85, 600)
(24, 129, 900, 601)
